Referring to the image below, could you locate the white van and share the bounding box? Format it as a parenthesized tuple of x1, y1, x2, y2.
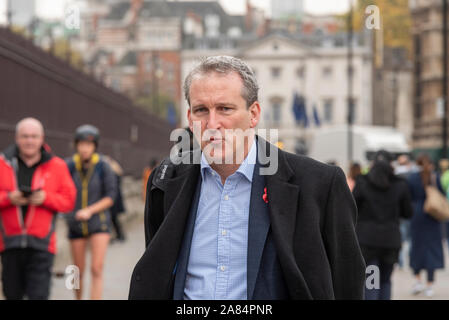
(308, 125, 411, 171)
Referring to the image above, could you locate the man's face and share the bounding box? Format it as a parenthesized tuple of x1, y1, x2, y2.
(76, 140, 96, 162)
(187, 71, 260, 164)
(15, 122, 44, 159)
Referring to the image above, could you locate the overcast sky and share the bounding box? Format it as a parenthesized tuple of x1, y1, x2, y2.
(0, 0, 350, 23)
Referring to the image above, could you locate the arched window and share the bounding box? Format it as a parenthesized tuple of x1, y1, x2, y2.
(269, 96, 284, 126)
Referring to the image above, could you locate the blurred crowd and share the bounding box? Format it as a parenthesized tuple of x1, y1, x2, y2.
(345, 151, 449, 300)
(2, 117, 449, 300)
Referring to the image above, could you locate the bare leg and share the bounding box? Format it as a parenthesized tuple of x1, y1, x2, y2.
(70, 238, 88, 300)
(89, 233, 110, 300)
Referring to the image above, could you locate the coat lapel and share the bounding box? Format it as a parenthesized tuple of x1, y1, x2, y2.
(247, 159, 270, 299)
(260, 138, 313, 299)
(142, 163, 200, 298)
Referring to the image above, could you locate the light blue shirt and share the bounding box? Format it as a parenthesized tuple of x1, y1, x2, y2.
(184, 140, 257, 300)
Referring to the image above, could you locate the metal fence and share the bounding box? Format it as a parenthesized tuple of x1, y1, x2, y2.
(0, 28, 174, 176)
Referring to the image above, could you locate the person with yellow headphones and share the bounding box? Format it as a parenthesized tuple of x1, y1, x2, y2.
(65, 124, 117, 300)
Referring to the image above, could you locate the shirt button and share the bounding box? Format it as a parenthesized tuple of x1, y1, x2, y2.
(224, 195, 229, 201)
(220, 266, 226, 272)
(222, 230, 227, 236)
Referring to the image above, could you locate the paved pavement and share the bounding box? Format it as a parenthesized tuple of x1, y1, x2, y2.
(391, 242, 449, 300)
(49, 214, 146, 300)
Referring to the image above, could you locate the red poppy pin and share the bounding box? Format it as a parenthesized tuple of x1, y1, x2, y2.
(263, 187, 268, 204)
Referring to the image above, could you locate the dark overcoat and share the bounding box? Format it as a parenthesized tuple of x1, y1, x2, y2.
(128, 138, 366, 300)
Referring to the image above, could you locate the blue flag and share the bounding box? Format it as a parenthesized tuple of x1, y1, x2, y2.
(292, 93, 308, 128)
(313, 104, 321, 127)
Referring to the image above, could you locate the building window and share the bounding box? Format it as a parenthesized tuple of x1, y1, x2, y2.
(322, 66, 333, 78)
(297, 66, 306, 79)
(271, 67, 282, 79)
(228, 27, 242, 38)
(166, 63, 174, 81)
(205, 14, 220, 38)
(323, 99, 333, 123)
(348, 99, 357, 123)
(348, 65, 356, 78)
(272, 102, 281, 125)
(145, 57, 152, 72)
(414, 34, 422, 119)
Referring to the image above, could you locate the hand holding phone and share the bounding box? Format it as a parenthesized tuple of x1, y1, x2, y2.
(29, 189, 45, 206)
(20, 186, 33, 198)
(8, 190, 29, 206)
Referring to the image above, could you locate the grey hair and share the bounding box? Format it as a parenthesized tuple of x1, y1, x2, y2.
(15, 117, 44, 136)
(183, 56, 259, 108)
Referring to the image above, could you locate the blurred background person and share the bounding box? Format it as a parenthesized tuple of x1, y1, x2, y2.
(65, 125, 117, 300)
(395, 154, 417, 177)
(103, 155, 127, 244)
(0, 118, 76, 300)
(407, 153, 445, 298)
(438, 159, 449, 260)
(347, 162, 362, 192)
(438, 159, 449, 193)
(142, 158, 158, 201)
(394, 154, 418, 269)
(353, 150, 413, 300)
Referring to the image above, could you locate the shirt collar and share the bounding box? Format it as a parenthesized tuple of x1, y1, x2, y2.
(200, 137, 257, 182)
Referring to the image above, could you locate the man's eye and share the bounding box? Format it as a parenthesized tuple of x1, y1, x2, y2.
(194, 108, 207, 114)
(218, 106, 232, 112)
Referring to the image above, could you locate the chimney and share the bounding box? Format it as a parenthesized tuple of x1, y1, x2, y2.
(245, 0, 253, 32)
(130, 0, 143, 23)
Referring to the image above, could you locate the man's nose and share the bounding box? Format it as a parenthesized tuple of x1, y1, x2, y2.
(206, 110, 221, 130)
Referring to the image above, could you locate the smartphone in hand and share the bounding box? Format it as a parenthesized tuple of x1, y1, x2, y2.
(20, 186, 33, 198)
(20, 186, 42, 197)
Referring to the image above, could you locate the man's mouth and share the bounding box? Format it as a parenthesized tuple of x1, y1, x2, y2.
(209, 137, 223, 144)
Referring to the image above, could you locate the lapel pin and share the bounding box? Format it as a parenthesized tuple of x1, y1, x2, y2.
(263, 187, 268, 204)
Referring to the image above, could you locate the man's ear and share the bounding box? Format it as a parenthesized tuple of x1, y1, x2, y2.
(249, 102, 261, 128)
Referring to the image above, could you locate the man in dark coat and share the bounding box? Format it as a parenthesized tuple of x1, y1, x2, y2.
(129, 56, 366, 300)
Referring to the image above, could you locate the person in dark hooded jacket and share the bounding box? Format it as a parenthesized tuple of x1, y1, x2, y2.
(353, 150, 413, 300)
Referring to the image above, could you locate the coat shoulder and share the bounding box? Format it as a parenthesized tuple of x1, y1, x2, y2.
(282, 150, 340, 184)
(47, 155, 69, 170)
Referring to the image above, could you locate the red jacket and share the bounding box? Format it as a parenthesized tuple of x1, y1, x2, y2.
(0, 144, 76, 254)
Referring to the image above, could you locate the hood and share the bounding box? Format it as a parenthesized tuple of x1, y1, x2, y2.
(366, 160, 394, 190)
(2, 143, 53, 164)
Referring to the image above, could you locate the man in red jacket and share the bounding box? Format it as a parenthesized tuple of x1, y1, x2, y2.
(0, 117, 76, 300)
